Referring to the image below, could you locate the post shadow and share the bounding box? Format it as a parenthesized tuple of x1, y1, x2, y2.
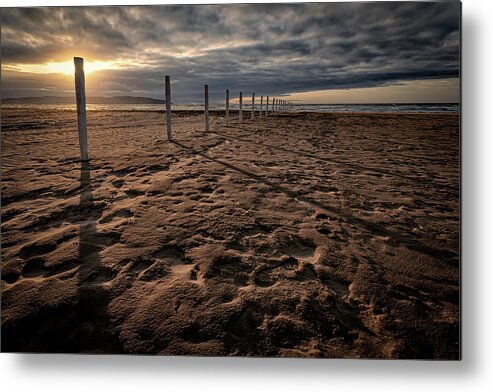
(0, 162, 119, 352)
(211, 130, 458, 193)
(171, 140, 458, 262)
(76, 161, 119, 353)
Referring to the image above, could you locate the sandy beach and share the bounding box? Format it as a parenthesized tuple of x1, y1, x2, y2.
(1, 108, 460, 358)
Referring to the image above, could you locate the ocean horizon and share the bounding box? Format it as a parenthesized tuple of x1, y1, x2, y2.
(1, 102, 459, 113)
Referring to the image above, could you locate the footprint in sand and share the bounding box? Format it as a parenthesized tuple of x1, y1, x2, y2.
(254, 256, 299, 287)
(317, 226, 331, 235)
(21, 257, 45, 278)
(98, 208, 134, 224)
(111, 179, 124, 188)
(146, 247, 200, 283)
(124, 188, 146, 198)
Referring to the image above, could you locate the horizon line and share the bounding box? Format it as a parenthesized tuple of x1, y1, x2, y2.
(1, 95, 460, 106)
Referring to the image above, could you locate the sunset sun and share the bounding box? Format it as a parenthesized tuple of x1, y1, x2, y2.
(17, 59, 120, 76)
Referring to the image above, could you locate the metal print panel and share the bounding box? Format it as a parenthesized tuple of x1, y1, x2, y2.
(0, 1, 461, 358)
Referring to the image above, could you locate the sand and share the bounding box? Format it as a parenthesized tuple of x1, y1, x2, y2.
(1, 107, 460, 358)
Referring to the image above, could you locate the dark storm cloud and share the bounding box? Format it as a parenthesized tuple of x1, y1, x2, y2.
(1, 2, 460, 101)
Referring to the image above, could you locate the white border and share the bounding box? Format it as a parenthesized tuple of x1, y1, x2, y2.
(2, 1, 493, 391)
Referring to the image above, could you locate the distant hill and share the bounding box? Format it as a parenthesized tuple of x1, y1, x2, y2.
(1, 96, 166, 105)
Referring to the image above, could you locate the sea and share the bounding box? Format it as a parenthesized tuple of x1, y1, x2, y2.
(2, 103, 459, 113)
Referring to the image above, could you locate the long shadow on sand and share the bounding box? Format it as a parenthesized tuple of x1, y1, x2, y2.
(212, 128, 458, 193)
(172, 140, 458, 262)
(1, 162, 119, 352)
(75, 161, 120, 352)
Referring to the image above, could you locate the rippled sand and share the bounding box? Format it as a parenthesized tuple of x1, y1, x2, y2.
(1, 108, 460, 358)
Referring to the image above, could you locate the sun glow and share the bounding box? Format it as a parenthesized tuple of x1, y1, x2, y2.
(16, 60, 122, 75)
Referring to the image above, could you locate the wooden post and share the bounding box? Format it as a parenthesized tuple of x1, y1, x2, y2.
(225, 89, 230, 127)
(74, 57, 88, 161)
(165, 75, 172, 141)
(251, 93, 255, 119)
(239, 92, 243, 123)
(259, 96, 263, 118)
(204, 84, 209, 132)
(266, 96, 269, 117)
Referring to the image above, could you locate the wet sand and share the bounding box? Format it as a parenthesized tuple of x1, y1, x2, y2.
(1, 108, 460, 358)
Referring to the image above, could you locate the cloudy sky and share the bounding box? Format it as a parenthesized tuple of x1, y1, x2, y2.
(1, 2, 461, 103)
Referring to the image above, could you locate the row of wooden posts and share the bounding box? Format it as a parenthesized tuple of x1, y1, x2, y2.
(223, 89, 293, 128)
(74, 57, 294, 161)
(199, 83, 293, 134)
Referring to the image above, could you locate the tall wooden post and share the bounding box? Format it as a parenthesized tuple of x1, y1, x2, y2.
(225, 89, 230, 127)
(251, 93, 255, 119)
(259, 96, 263, 118)
(204, 84, 209, 132)
(165, 75, 172, 141)
(266, 96, 269, 117)
(74, 57, 88, 161)
(239, 92, 243, 123)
